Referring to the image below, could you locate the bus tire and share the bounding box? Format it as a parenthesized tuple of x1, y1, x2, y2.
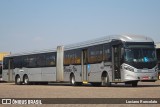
(101, 73, 111, 87)
(23, 75, 29, 85)
(70, 74, 82, 86)
(70, 74, 76, 86)
(15, 75, 22, 85)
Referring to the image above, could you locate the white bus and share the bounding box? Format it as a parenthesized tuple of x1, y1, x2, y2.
(2, 35, 158, 87)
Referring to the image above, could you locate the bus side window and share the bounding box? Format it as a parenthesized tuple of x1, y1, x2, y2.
(28, 55, 37, 68)
(88, 45, 103, 63)
(37, 54, 46, 67)
(46, 53, 56, 66)
(75, 49, 81, 64)
(103, 44, 111, 61)
(3, 58, 9, 69)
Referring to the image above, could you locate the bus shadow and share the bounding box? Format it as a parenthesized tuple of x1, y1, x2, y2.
(7, 82, 160, 88)
(46, 83, 160, 88)
(108, 84, 160, 88)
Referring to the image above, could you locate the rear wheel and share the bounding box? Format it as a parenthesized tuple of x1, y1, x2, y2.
(23, 75, 29, 85)
(15, 75, 21, 85)
(101, 73, 111, 87)
(70, 74, 76, 86)
(70, 74, 82, 86)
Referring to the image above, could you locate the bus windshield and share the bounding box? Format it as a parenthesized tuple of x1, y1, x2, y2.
(125, 48, 156, 63)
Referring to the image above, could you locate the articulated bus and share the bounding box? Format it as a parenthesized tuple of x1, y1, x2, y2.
(2, 35, 158, 87)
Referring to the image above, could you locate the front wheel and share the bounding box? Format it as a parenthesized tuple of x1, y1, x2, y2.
(70, 74, 82, 86)
(15, 75, 22, 85)
(101, 74, 111, 87)
(70, 74, 76, 86)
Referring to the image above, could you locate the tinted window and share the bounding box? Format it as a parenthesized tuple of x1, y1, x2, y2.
(3, 57, 9, 69)
(64, 50, 74, 65)
(28, 55, 37, 68)
(75, 49, 81, 64)
(37, 54, 46, 67)
(64, 49, 81, 65)
(103, 44, 111, 61)
(46, 53, 56, 66)
(88, 45, 103, 63)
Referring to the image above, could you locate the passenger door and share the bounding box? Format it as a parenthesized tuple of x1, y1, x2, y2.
(81, 49, 88, 82)
(8, 58, 14, 82)
(112, 41, 122, 81)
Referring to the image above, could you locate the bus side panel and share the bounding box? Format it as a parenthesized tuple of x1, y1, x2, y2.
(89, 63, 102, 82)
(104, 62, 113, 82)
(27, 68, 42, 82)
(2, 69, 15, 82)
(41, 67, 56, 81)
(63, 65, 82, 82)
(89, 62, 112, 82)
(2, 69, 8, 81)
(14, 68, 24, 82)
(63, 67, 70, 82)
(74, 65, 82, 82)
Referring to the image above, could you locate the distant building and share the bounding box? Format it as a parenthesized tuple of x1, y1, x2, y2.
(0, 52, 10, 62)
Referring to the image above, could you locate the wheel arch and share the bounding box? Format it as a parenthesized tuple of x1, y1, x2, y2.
(15, 74, 20, 80)
(23, 74, 29, 81)
(101, 71, 108, 77)
(70, 72, 75, 80)
(101, 70, 111, 82)
(15, 74, 22, 85)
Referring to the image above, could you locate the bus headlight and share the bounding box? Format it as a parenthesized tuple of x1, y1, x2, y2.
(124, 66, 134, 72)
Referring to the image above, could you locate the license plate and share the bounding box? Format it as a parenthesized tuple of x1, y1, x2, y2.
(142, 76, 149, 80)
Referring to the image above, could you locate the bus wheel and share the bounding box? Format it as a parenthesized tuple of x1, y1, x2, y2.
(101, 73, 111, 87)
(70, 74, 82, 86)
(70, 74, 76, 86)
(23, 75, 29, 85)
(15, 75, 21, 85)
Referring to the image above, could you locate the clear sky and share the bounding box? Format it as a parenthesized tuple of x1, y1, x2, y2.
(0, 0, 160, 53)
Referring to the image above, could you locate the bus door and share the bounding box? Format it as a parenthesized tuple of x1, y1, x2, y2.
(112, 42, 122, 82)
(81, 49, 88, 83)
(8, 58, 14, 82)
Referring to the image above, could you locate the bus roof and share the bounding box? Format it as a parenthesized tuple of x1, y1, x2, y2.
(64, 34, 154, 50)
(5, 48, 57, 58)
(5, 34, 153, 57)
